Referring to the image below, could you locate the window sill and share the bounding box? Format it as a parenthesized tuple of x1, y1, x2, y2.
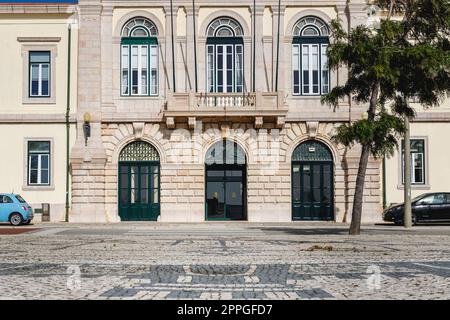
(119, 95, 161, 100)
(22, 97, 56, 105)
(22, 185, 55, 191)
(290, 95, 323, 99)
(397, 184, 431, 190)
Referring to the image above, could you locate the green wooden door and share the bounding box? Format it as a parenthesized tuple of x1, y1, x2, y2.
(118, 141, 161, 221)
(292, 141, 334, 221)
(119, 161, 160, 221)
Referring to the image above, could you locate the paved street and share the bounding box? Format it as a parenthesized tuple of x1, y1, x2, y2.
(0, 222, 450, 300)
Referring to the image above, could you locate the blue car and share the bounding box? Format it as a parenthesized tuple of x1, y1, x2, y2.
(0, 194, 34, 226)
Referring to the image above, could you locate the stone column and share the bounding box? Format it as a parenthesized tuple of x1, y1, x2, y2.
(164, 4, 178, 93)
(272, 4, 285, 92)
(336, 4, 350, 110)
(185, 4, 198, 92)
(70, 1, 108, 222)
(101, 5, 114, 112)
(253, 4, 265, 92)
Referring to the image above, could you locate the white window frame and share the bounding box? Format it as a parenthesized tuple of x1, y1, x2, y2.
(27, 141, 51, 186)
(292, 43, 330, 96)
(401, 138, 426, 185)
(292, 44, 300, 95)
(29, 52, 51, 98)
(301, 44, 319, 95)
(20, 42, 58, 105)
(206, 43, 243, 93)
(120, 43, 158, 97)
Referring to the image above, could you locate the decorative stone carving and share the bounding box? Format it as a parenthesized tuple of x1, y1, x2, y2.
(255, 116, 263, 129)
(188, 117, 196, 129)
(306, 121, 319, 138)
(220, 124, 230, 138)
(166, 117, 175, 129)
(276, 117, 285, 128)
(132, 122, 145, 139)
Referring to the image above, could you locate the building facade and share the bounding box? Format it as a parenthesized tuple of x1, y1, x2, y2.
(0, 1, 78, 221)
(1, 0, 448, 223)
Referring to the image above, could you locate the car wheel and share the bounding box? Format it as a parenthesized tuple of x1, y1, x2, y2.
(9, 213, 23, 226)
(394, 219, 403, 226)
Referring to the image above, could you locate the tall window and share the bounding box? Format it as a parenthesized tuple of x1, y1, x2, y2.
(206, 17, 244, 93)
(292, 16, 330, 96)
(29, 51, 50, 97)
(121, 17, 159, 96)
(28, 141, 50, 186)
(402, 139, 426, 185)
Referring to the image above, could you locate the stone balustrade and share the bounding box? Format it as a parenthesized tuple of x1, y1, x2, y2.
(164, 91, 288, 129)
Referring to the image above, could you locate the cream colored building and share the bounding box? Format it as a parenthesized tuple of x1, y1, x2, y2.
(1, 0, 448, 223)
(0, 2, 78, 221)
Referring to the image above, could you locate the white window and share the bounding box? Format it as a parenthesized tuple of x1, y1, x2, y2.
(292, 16, 330, 96)
(206, 17, 244, 93)
(28, 141, 50, 186)
(402, 139, 426, 185)
(120, 17, 159, 96)
(292, 44, 300, 94)
(235, 45, 243, 93)
(29, 51, 50, 97)
(207, 45, 215, 92)
(321, 44, 329, 94)
(121, 45, 129, 95)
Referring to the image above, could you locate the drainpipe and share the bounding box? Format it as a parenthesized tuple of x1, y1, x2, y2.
(65, 24, 72, 222)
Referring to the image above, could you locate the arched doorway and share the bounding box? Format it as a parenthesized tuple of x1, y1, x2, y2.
(292, 140, 334, 220)
(205, 140, 246, 220)
(118, 141, 160, 221)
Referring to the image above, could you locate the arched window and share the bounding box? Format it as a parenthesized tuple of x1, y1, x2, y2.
(205, 139, 246, 165)
(120, 17, 159, 96)
(206, 17, 244, 93)
(119, 141, 160, 161)
(292, 16, 330, 96)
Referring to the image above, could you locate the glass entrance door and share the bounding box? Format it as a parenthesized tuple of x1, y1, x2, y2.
(206, 165, 246, 220)
(118, 161, 160, 221)
(292, 161, 333, 220)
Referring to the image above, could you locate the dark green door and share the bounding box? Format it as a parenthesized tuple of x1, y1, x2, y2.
(206, 164, 246, 220)
(292, 141, 334, 221)
(119, 161, 160, 221)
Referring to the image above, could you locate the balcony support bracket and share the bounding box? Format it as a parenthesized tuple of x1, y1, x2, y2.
(255, 116, 263, 129)
(188, 117, 196, 129)
(166, 117, 175, 129)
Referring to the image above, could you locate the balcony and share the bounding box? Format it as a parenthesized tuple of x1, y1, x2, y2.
(164, 91, 288, 129)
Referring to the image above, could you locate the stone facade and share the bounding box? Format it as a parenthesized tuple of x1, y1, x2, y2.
(67, 0, 384, 223)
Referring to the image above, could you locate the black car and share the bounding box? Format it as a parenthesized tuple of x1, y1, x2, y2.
(383, 192, 450, 225)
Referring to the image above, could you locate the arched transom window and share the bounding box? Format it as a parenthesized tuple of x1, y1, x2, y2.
(207, 17, 244, 37)
(121, 17, 158, 37)
(292, 16, 330, 96)
(206, 17, 244, 93)
(119, 141, 160, 162)
(120, 17, 159, 96)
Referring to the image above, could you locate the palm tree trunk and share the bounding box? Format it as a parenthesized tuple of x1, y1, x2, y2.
(349, 143, 370, 235)
(349, 82, 379, 235)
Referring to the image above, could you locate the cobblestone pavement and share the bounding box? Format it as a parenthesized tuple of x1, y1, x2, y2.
(0, 222, 449, 300)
